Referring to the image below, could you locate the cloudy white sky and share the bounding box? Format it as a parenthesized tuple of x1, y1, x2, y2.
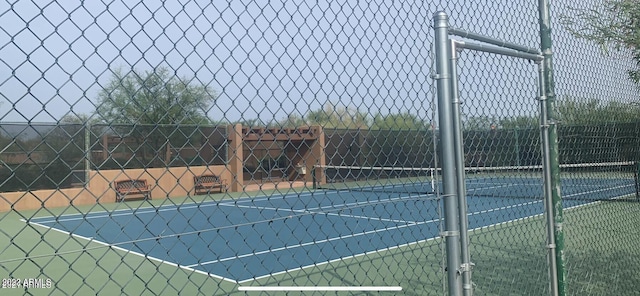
(0, 0, 636, 125)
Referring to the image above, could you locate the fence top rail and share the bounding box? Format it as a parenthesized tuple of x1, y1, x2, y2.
(452, 39, 544, 62)
(448, 27, 540, 55)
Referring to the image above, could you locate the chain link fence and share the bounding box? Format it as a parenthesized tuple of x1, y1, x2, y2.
(1, 0, 638, 295)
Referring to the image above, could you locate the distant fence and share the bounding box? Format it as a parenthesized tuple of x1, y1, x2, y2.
(323, 123, 640, 170)
(0, 123, 228, 192)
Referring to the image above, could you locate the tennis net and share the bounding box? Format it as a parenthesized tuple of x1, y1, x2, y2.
(314, 165, 436, 195)
(314, 162, 639, 202)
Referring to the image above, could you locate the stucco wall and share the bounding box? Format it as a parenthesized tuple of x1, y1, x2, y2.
(0, 165, 230, 212)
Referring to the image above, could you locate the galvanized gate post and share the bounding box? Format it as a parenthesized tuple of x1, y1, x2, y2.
(433, 11, 464, 296)
(449, 39, 474, 296)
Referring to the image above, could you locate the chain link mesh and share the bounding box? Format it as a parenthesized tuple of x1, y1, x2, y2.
(1, 0, 638, 295)
(552, 0, 640, 294)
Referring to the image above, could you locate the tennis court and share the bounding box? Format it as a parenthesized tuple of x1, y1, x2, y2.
(26, 166, 637, 284)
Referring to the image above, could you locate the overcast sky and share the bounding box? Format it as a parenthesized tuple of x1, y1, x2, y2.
(0, 0, 637, 125)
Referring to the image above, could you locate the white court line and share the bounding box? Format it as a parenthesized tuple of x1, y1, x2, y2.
(28, 190, 320, 223)
(34, 180, 632, 225)
(242, 230, 444, 283)
(467, 183, 529, 190)
(31, 185, 421, 224)
(219, 202, 417, 224)
(26, 220, 239, 284)
(30, 203, 219, 224)
(220, 193, 432, 224)
(33, 175, 629, 222)
(468, 200, 542, 216)
(29, 189, 339, 224)
(186, 218, 432, 269)
(24, 183, 628, 285)
(34, 175, 612, 223)
(242, 197, 556, 283)
(21, 188, 555, 285)
(22, 190, 434, 284)
(564, 183, 635, 198)
(467, 189, 636, 233)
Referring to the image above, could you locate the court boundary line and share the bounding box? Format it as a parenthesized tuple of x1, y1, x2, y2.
(220, 193, 432, 225)
(239, 194, 619, 284)
(20, 185, 634, 285)
(27, 190, 319, 224)
(240, 197, 544, 283)
(25, 220, 240, 284)
(467, 191, 637, 234)
(191, 218, 431, 272)
(222, 203, 419, 224)
(564, 183, 635, 198)
(31, 189, 431, 225)
(24, 193, 578, 284)
(239, 217, 444, 283)
(24, 206, 432, 285)
(27, 176, 634, 224)
(22, 191, 435, 284)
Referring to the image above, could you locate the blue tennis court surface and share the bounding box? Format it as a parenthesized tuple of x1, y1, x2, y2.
(27, 176, 636, 283)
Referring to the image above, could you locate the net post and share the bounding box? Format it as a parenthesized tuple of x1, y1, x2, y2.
(84, 122, 91, 186)
(636, 161, 640, 200)
(312, 165, 317, 189)
(433, 11, 463, 296)
(514, 128, 521, 166)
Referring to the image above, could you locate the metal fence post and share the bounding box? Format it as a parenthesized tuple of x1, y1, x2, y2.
(538, 1, 566, 295)
(450, 39, 473, 296)
(537, 60, 559, 296)
(433, 11, 463, 296)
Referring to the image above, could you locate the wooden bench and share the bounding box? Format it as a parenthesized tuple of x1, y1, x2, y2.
(193, 174, 227, 195)
(114, 179, 152, 202)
